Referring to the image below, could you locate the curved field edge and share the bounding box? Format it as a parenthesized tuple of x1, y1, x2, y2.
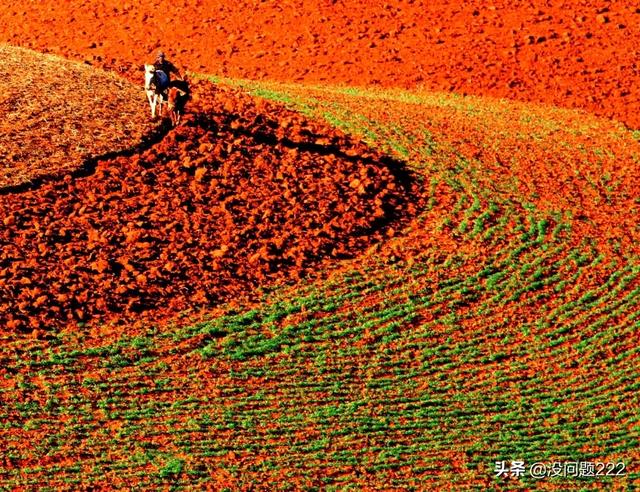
(0, 79, 639, 490)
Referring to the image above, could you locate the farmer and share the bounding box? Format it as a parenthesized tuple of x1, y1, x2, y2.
(153, 51, 183, 84)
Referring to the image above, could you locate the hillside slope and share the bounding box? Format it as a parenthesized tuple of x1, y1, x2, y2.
(0, 2, 639, 127)
(1, 79, 638, 490)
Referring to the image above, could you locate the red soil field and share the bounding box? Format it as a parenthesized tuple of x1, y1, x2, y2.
(0, 80, 418, 332)
(1, 2, 639, 127)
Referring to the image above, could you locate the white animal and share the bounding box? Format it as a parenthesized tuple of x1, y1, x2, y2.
(144, 64, 168, 119)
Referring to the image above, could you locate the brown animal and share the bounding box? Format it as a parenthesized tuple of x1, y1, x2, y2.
(167, 77, 190, 126)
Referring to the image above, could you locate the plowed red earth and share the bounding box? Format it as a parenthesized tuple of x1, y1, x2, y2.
(0, 80, 417, 332)
(1, 2, 639, 127)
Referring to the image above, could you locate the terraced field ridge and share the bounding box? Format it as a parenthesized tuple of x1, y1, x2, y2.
(0, 60, 638, 489)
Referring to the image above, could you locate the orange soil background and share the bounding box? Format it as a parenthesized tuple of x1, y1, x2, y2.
(1, 1, 639, 127)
